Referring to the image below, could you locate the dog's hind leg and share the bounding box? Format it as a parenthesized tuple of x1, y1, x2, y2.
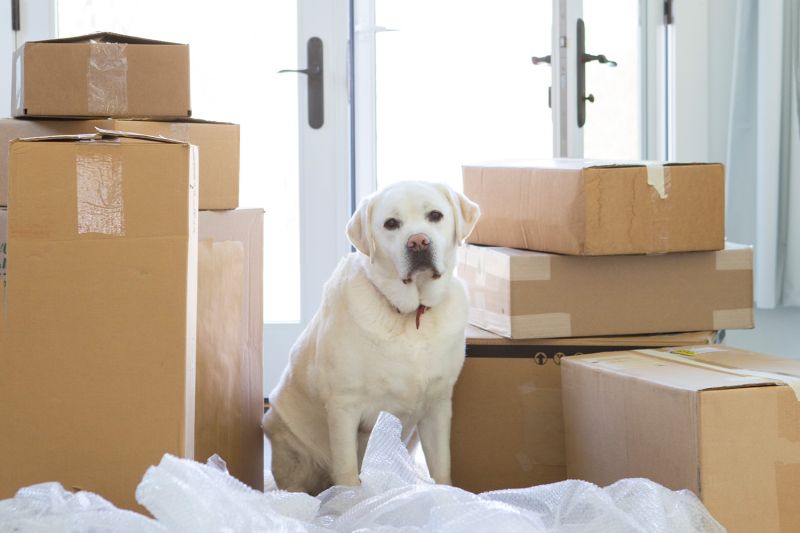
(263, 409, 332, 495)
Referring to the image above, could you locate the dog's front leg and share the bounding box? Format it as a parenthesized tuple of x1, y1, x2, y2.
(418, 400, 453, 485)
(326, 403, 361, 486)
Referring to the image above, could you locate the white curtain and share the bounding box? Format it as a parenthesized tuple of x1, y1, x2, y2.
(727, 0, 800, 308)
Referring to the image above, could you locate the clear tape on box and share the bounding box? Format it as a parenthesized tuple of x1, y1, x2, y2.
(0, 412, 724, 532)
(87, 41, 129, 116)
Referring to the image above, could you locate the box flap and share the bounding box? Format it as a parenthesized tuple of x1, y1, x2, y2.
(30, 32, 183, 46)
(569, 345, 800, 393)
(14, 128, 186, 145)
(465, 324, 719, 347)
(462, 158, 719, 171)
(114, 117, 236, 126)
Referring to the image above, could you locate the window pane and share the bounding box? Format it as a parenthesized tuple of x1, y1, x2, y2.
(56, 0, 299, 322)
(374, 0, 552, 192)
(582, 0, 641, 159)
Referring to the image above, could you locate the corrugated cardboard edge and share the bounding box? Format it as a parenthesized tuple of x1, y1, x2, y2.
(460, 246, 551, 281)
(470, 308, 572, 339)
(715, 244, 753, 270)
(13, 128, 187, 144)
(30, 31, 184, 46)
(713, 308, 754, 330)
(182, 145, 200, 459)
(469, 308, 512, 338)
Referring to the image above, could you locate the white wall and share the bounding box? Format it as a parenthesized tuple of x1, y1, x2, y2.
(0, 5, 12, 118)
(700, 1, 799, 357)
(706, 0, 737, 165)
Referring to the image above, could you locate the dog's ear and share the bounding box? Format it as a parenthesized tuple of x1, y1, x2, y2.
(435, 184, 481, 245)
(346, 195, 377, 261)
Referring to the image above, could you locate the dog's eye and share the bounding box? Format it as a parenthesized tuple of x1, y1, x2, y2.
(427, 210, 444, 222)
(383, 218, 401, 230)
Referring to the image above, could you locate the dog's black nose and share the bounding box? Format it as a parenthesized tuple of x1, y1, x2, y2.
(407, 233, 430, 252)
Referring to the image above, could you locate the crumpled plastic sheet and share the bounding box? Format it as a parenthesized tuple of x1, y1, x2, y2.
(0, 411, 725, 533)
(0, 481, 165, 533)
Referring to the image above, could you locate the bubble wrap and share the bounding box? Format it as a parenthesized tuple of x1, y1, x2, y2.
(0, 481, 164, 533)
(0, 412, 725, 532)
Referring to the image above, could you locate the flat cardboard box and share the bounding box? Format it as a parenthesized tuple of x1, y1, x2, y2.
(563, 345, 800, 533)
(13, 32, 191, 118)
(196, 209, 264, 491)
(463, 159, 724, 255)
(0, 131, 198, 512)
(0, 118, 238, 208)
(458, 242, 753, 339)
(451, 326, 720, 494)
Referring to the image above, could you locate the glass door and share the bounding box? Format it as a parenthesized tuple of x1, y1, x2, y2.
(355, 0, 656, 194)
(581, 0, 645, 160)
(360, 0, 553, 193)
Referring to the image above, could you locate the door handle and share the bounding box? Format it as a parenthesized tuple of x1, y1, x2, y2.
(576, 18, 617, 128)
(279, 37, 324, 129)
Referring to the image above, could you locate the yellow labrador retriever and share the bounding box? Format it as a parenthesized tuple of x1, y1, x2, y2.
(263, 181, 480, 494)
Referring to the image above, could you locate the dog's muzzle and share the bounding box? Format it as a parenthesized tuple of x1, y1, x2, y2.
(402, 233, 441, 284)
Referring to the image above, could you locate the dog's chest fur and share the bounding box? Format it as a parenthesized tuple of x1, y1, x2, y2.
(336, 255, 467, 428)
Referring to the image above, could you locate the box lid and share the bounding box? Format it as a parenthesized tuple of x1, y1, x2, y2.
(29, 32, 183, 46)
(568, 345, 800, 395)
(13, 128, 187, 145)
(461, 241, 752, 280)
(462, 158, 719, 171)
(465, 324, 718, 347)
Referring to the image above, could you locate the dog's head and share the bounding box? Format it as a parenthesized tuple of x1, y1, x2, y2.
(346, 181, 480, 285)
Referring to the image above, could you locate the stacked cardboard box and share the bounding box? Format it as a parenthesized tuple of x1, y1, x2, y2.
(562, 346, 800, 533)
(452, 325, 722, 493)
(0, 32, 263, 512)
(452, 160, 756, 507)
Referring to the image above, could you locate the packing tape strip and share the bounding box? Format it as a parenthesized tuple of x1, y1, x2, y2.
(169, 122, 191, 141)
(87, 42, 128, 116)
(645, 163, 671, 252)
(645, 163, 668, 199)
(76, 153, 125, 235)
(636, 349, 800, 401)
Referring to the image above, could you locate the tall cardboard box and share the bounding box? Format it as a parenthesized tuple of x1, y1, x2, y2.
(196, 209, 264, 491)
(563, 346, 800, 533)
(463, 159, 724, 255)
(13, 32, 191, 118)
(458, 242, 754, 338)
(451, 326, 720, 494)
(0, 207, 6, 282)
(0, 118, 239, 209)
(0, 131, 198, 511)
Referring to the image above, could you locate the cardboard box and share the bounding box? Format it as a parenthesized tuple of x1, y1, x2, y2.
(463, 159, 724, 255)
(196, 209, 264, 491)
(0, 207, 6, 282)
(458, 242, 753, 339)
(13, 32, 191, 118)
(563, 345, 800, 533)
(0, 118, 238, 209)
(0, 205, 265, 502)
(0, 131, 198, 511)
(451, 325, 720, 494)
